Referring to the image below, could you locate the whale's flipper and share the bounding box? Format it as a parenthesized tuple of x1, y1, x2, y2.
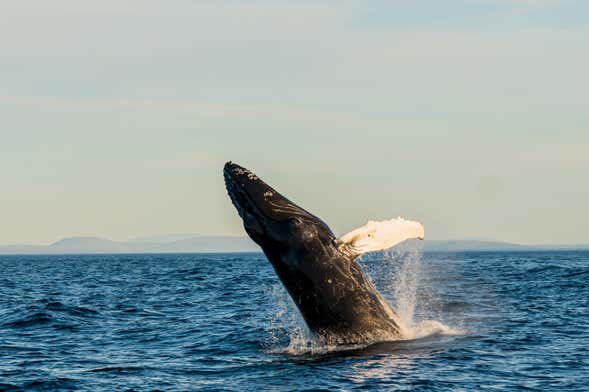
(336, 217, 424, 255)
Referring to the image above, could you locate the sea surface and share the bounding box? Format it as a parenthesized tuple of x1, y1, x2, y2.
(0, 250, 587, 391)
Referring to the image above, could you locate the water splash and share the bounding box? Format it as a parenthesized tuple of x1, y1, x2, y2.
(264, 282, 354, 355)
(381, 244, 462, 339)
(384, 246, 422, 328)
(264, 283, 311, 352)
(409, 320, 463, 339)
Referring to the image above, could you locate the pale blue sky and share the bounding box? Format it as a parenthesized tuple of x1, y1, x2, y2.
(1, 1, 588, 245)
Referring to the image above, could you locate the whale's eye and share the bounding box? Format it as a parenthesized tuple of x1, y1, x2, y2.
(368, 233, 373, 238)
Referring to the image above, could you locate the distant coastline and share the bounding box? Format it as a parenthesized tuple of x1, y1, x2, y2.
(0, 236, 587, 255)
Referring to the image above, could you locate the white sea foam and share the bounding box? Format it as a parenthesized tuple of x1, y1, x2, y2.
(405, 319, 463, 339)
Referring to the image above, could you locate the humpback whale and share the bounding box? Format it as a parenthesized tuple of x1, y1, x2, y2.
(223, 162, 424, 345)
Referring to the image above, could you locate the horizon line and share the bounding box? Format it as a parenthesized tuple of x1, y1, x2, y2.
(1, 234, 588, 249)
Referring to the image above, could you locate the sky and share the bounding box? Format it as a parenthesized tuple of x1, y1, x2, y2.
(1, 0, 588, 245)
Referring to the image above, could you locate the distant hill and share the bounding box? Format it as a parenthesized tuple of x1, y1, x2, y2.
(422, 240, 589, 252)
(127, 234, 199, 244)
(153, 236, 259, 253)
(423, 240, 529, 252)
(0, 236, 587, 255)
(49, 237, 150, 253)
(0, 235, 259, 255)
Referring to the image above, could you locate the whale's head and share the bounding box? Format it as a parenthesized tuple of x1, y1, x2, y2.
(223, 161, 336, 256)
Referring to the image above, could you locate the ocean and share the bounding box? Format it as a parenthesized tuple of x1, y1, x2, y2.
(0, 250, 587, 391)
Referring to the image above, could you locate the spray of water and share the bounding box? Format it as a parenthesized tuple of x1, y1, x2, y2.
(264, 283, 314, 353)
(384, 246, 421, 328)
(381, 244, 461, 339)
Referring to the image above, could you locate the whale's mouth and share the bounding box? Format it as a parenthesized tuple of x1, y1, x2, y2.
(224, 162, 272, 220)
(224, 162, 263, 237)
(223, 161, 314, 221)
(223, 161, 297, 240)
(223, 162, 252, 220)
(224, 161, 335, 246)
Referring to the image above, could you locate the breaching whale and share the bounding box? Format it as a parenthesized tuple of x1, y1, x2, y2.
(223, 162, 424, 344)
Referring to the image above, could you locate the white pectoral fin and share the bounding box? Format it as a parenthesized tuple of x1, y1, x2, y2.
(337, 217, 425, 255)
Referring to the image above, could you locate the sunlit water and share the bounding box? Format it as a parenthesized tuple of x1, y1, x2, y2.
(0, 250, 587, 391)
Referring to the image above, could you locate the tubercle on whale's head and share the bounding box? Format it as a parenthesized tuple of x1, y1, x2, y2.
(223, 162, 335, 250)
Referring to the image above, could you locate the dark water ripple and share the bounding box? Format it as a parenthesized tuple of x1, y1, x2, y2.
(0, 251, 588, 391)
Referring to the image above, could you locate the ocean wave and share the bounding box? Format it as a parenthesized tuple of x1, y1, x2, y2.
(44, 300, 99, 316)
(1, 300, 99, 329)
(86, 365, 148, 374)
(2, 311, 53, 328)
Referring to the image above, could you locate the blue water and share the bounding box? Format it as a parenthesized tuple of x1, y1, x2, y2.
(0, 250, 587, 391)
